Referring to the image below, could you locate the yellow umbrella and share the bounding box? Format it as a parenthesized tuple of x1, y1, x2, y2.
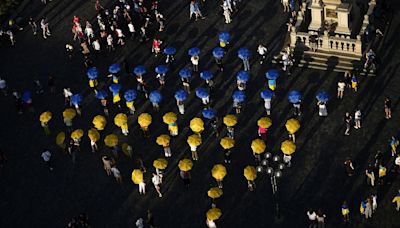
(251, 139, 266, 154)
(178, 159, 193, 171)
(156, 134, 170, 147)
(39, 111, 52, 123)
(63, 108, 76, 120)
(138, 113, 152, 128)
(223, 114, 237, 127)
(71, 129, 84, 140)
(187, 134, 202, 147)
(257, 117, 272, 129)
(114, 113, 128, 127)
(88, 128, 100, 142)
(104, 134, 118, 147)
(281, 140, 296, 155)
(244, 166, 257, 181)
(153, 158, 168, 170)
(285, 118, 300, 134)
(220, 137, 235, 149)
(163, 112, 177, 124)
(190, 118, 204, 133)
(92, 115, 107, 131)
(207, 187, 223, 199)
(211, 164, 227, 180)
(206, 208, 222, 221)
(131, 169, 143, 184)
(55, 132, 65, 146)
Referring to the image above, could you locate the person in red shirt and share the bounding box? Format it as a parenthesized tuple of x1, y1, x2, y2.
(152, 38, 162, 57)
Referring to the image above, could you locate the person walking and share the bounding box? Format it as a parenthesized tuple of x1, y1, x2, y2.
(41, 150, 53, 171)
(0, 77, 7, 96)
(138, 180, 146, 195)
(390, 136, 399, 157)
(152, 173, 163, 197)
(28, 17, 38, 35)
(354, 108, 361, 129)
(341, 201, 350, 222)
(316, 209, 326, 228)
(344, 158, 355, 176)
(191, 55, 199, 72)
(222, 3, 232, 24)
(365, 165, 375, 187)
(384, 97, 392, 119)
(257, 44, 268, 64)
(344, 112, 352, 135)
(364, 197, 373, 219)
(189, 0, 205, 21)
(180, 170, 191, 188)
(111, 166, 123, 184)
(40, 18, 51, 39)
(392, 190, 400, 211)
(337, 81, 346, 99)
(102, 156, 112, 176)
(306, 209, 317, 228)
(372, 194, 377, 212)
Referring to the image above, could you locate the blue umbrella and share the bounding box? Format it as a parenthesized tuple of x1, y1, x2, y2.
(265, 69, 280, 80)
(238, 48, 251, 60)
(95, 90, 108, 99)
(188, 47, 200, 56)
(200, 71, 214, 80)
(179, 68, 192, 79)
(124, 90, 137, 102)
(236, 71, 249, 82)
(288, 90, 302, 103)
(109, 83, 121, 95)
(212, 47, 225, 58)
(87, 67, 99, 80)
(218, 32, 230, 42)
(71, 94, 82, 106)
(202, 108, 216, 119)
(155, 65, 168, 74)
(133, 65, 146, 76)
(164, 47, 176, 55)
(232, 90, 246, 102)
(149, 90, 162, 104)
(195, 87, 209, 99)
(108, 63, 121, 74)
(316, 91, 329, 102)
(175, 89, 188, 101)
(261, 89, 274, 99)
(22, 90, 32, 103)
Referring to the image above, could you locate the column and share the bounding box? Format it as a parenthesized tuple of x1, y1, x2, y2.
(308, 0, 323, 31)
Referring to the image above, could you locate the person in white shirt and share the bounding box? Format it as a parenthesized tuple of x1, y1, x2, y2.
(84, 21, 94, 43)
(41, 150, 53, 171)
(135, 218, 144, 228)
(307, 210, 317, 228)
(116, 28, 125, 45)
(222, 3, 231, 24)
(127, 22, 135, 38)
(354, 108, 362, 129)
(152, 173, 163, 197)
(111, 167, 122, 184)
(257, 44, 268, 64)
(107, 34, 114, 51)
(0, 78, 7, 96)
(190, 145, 198, 161)
(92, 39, 100, 53)
(206, 218, 217, 228)
(63, 87, 73, 106)
(337, 81, 346, 99)
(138, 181, 146, 195)
(191, 55, 199, 72)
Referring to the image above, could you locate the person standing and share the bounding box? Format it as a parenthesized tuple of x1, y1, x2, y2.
(189, 0, 205, 21)
(365, 165, 375, 187)
(384, 97, 392, 119)
(364, 197, 373, 219)
(341, 201, 350, 222)
(180, 170, 191, 188)
(152, 38, 162, 57)
(111, 166, 123, 184)
(344, 112, 352, 136)
(40, 18, 51, 39)
(102, 156, 112, 176)
(257, 44, 268, 64)
(392, 190, 400, 211)
(152, 173, 163, 197)
(306, 209, 317, 228)
(222, 2, 231, 24)
(191, 55, 199, 72)
(146, 210, 155, 228)
(316, 209, 326, 228)
(337, 80, 346, 99)
(390, 136, 399, 157)
(41, 150, 53, 171)
(372, 194, 378, 212)
(28, 17, 38, 35)
(354, 108, 361, 129)
(206, 218, 217, 228)
(344, 158, 355, 176)
(138, 180, 146, 195)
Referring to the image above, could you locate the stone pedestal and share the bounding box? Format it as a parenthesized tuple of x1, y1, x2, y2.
(335, 3, 351, 35)
(309, 0, 323, 31)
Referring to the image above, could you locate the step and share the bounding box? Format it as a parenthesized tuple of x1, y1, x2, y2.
(300, 56, 362, 68)
(293, 47, 362, 61)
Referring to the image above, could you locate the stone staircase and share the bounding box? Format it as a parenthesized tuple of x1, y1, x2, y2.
(272, 48, 376, 76)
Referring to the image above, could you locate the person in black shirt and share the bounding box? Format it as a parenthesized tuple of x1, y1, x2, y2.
(385, 97, 392, 119)
(344, 112, 352, 135)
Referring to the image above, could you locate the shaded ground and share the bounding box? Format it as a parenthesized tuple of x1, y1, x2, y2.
(0, 0, 400, 227)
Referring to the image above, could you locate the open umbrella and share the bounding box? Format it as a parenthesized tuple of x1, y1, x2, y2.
(212, 47, 224, 58)
(232, 90, 246, 102)
(163, 112, 177, 124)
(149, 90, 162, 104)
(200, 71, 214, 80)
(212, 164, 227, 180)
(261, 89, 274, 99)
(206, 208, 222, 221)
(288, 90, 302, 103)
(223, 114, 237, 127)
(285, 118, 300, 134)
(124, 90, 137, 102)
(188, 47, 200, 56)
(265, 69, 280, 80)
(195, 87, 209, 99)
(202, 108, 216, 119)
(22, 91, 32, 103)
(95, 90, 108, 100)
(71, 129, 84, 140)
(316, 91, 329, 102)
(138, 113, 152, 127)
(238, 48, 250, 60)
(156, 134, 170, 147)
(40, 111, 52, 123)
(281, 140, 296, 155)
(88, 128, 100, 142)
(133, 65, 146, 76)
(109, 83, 121, 95)
(163, 47, 176, 55)
(218, 32, 230, 42)
(155, 65, 168, 74)
(251, 139, 266, 154)
(244, 166, 257, 181)
(114, 113, 128, 127)
(220, 137, 235, 149)
(131, 169, 143, 184)
(187, 134, 202, 147)
(86, 67, 99, 80)
(71, 94, 82, 106)
(92, 115, 107, 131)
(236, 71, 249, 82)
(175, 89, 188, 101)
(104, 134, 118, 147)
(153, 158, 168, 170)
(208, 187, 223, 199)
(63, 108, 76, 120)
(190, 118, 204, 133)
(257, 117, 272, 129)
(179, 68, 192, 79)
(178, 159, 193, 171)
(56, 132, 65, 146)
(108, 63, 121, 74)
